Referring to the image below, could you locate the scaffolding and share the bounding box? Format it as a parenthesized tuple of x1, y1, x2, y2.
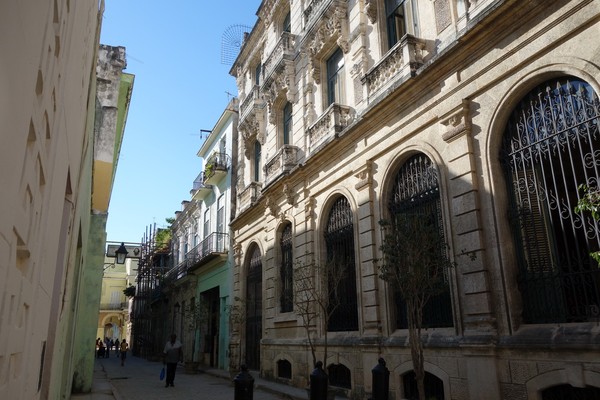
(130, 223, 172, 360)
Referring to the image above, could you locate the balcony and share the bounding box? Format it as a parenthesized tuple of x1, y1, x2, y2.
(264, 145, 300, 187)
(238, 182, 262, 213)
(308, 103, 353, 155)
(362, 34, 426, 104)
(192, 171, 213, 200)
(204, 152, 230, 185)
(99, 302, 128, 310)
(262, 32, 296, 87)
(162, 259, 191, 285)
(187, 232, 229, 272)
(240, 86, 265, 126)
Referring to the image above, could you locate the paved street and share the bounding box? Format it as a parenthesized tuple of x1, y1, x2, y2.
(86, 354, 304, 400)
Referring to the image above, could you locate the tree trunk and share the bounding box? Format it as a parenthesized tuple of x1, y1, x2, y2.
(407, 298, 426, 400)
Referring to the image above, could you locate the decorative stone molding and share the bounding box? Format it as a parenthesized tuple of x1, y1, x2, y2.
(283, 183, 295, 206)
(355, 160, 373, 191)
(441, 100, 471, 142)
(263, 57, 296, 125)
(365, 0, 378, 24)
(304, 0, 350, 84)
(305, 196, 316, 222)
(264, 145, 300, 186)
(265, 195, 279, 217)
(233, 242, 243, 266)
(434, 0, 452, 33)
(259, 0, 287, 28)
(362, 34, 427, 102)
(308, 103, 353, 153)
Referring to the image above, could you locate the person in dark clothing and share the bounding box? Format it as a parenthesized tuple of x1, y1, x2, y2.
(162, 334, 182, 387)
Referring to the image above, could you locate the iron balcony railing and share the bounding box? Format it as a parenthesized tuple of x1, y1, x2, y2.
(99, 302, 128, 310)
(162, 258, 191, 284)
(187, 232, 229, 270)
(204, 152, 231, 183)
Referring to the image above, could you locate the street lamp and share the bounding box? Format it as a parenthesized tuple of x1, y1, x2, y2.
(115, 242, 129, 264)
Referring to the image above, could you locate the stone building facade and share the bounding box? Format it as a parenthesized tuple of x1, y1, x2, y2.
(229, 0, 600, 399)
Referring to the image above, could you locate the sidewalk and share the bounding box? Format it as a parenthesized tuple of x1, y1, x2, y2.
(72, 354, 307, 400)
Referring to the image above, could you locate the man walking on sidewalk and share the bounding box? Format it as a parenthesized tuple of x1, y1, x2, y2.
(163, 334, 182, 388)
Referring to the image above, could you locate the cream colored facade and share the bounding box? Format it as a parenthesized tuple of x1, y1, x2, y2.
(0, 2, 133, 398)
(98, 257, 135, 345)
(230, 0, 600, 399)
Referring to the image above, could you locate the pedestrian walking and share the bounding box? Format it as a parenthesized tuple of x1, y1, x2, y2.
(120, 338, 129, 366)
(163, 334, 182, 388)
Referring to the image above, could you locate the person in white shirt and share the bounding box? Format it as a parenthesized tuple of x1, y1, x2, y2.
(163, 334, 182, 387)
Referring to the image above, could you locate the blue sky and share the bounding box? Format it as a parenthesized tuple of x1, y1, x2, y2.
(100, 1, 260, 244)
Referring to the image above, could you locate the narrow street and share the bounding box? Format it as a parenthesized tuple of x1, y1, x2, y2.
(89, 354, 302, 400)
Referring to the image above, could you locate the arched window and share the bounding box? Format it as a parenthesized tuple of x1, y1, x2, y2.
(280, 223, 293, 313)
(245, 244, 263, 370)
(277, 359, 292, 379)
(500, 77, 600, 323)
(324, 196, 358, 331)
(254, 140, 262, 182)
(328, 363, 351, 389)
(388, 153, 453, 329)
(402, 371, 445, 400)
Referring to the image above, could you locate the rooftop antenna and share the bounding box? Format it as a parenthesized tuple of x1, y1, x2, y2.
(221, 24, 252, 66)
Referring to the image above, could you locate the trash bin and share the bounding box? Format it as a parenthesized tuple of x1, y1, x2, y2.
(371, 358, 389, 400)
(233, 364, 254, 400)
(310, 361, 328, 400)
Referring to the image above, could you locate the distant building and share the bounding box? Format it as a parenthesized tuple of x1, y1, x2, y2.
(228, 0, 600, 399)
(0, 2, 133, 399)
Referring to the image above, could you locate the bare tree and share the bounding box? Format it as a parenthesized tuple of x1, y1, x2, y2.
(293, 257, 348, 372)
(379, 212, 470, 400)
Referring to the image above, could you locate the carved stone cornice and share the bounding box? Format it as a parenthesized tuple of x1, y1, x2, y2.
(305, 196, 316, 222)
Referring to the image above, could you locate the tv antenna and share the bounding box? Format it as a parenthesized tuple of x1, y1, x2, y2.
(221, 24, 252, 66)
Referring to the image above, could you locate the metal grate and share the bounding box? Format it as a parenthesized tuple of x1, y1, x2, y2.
(501, 77, 600, 323)
(325, 196, 359, 332)
(389, 154, 453, 329)
(280, 223, 294, 313)
(245, 245, 263, 370)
